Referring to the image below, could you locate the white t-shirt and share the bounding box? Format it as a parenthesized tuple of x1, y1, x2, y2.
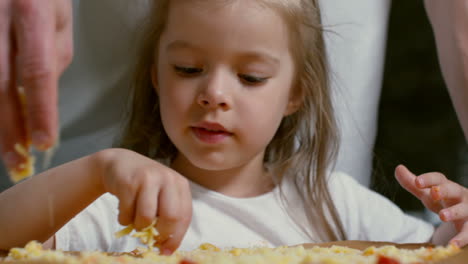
(55, 172, 434, 252)
(0, 0, 390, 189)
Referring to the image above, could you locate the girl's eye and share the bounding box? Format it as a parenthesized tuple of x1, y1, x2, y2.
(239, 74, 268, 85)
(174, 66, 203, 76)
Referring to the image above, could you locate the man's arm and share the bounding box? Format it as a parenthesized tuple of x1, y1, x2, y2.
(424, 0, 468, 139)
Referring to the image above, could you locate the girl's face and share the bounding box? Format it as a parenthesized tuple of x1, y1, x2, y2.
(154, 0, 298, 176)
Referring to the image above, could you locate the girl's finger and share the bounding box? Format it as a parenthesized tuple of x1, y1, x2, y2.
(177, 178, 192, 222)
(134, 182, 159, 230)
(116, 182, 137, 227)
(431, 183, 464, 204)
(415, 172, 447, 188)
(160, 178, 192, 254)
(449, 221, 468, 248)
(439, 202, 468, 222)
(395, 165, 427, 199)
(395, 165, 445, 212)
(157, 176, 190, 255)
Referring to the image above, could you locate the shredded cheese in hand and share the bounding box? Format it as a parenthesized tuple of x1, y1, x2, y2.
(9, 143, 35, 183)
(115, 220, 160, 251)
(8, 87, 35, 183)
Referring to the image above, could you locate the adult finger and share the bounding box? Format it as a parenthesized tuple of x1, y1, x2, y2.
(0, 1, 11, 90)
(0, 3, 28, 170)
(156, 177, 191, 255)
(134, 182, 159, 230)
(56, 28, 73, 76)
(55, 0, 73, 75)
(0, 83, 28, 170)
(13, 0, 58, 150)
(449, 221, 468, 248)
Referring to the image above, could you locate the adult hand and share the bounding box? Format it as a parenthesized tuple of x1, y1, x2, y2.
(0, 0, 73, 172)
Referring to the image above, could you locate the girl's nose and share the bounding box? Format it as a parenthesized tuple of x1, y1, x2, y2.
(197, 96, 229, 110)
(197, 71, 232, 111)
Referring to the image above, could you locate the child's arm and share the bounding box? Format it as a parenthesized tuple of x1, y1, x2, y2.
(0, 151, 103, 250)
(395, 165, 468, 247)
(0, 148, 192, 254)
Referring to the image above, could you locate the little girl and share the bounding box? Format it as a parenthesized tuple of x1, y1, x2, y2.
(1, 0, 467, 255)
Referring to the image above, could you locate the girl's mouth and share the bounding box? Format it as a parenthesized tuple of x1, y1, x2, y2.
(191, 123, 233, 144)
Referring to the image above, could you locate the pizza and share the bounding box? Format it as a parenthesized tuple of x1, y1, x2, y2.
(1, 240, 461, 264)
(1, 222, 462, 264)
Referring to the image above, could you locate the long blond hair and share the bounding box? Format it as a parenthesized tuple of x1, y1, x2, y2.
(119, 0, 346, 242)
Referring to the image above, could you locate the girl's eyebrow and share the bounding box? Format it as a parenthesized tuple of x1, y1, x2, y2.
(238, 52, 280, 66)
(166, 40, 280, 66)
(166, 40, 201, 52)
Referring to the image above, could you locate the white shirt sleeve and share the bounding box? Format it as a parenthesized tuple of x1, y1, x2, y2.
(329, 172, 434, 243)
(55, 193, 139, 252)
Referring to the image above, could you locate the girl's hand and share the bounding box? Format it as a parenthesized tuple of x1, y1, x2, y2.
(95, 148, 192, 254)
(395, 164, 468, 247)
